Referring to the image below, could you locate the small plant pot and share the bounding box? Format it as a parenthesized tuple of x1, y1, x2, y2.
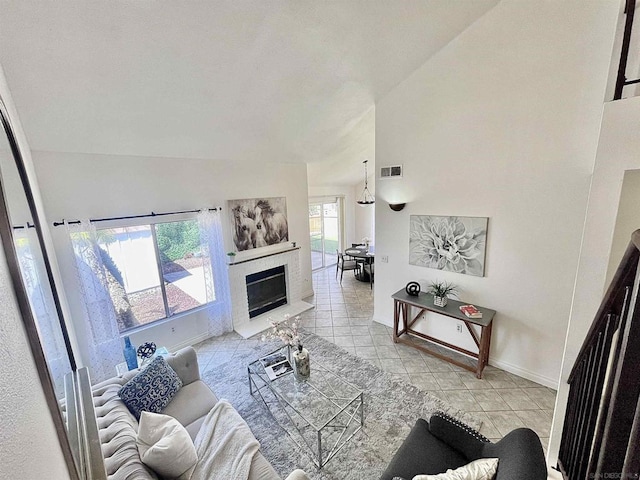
(434, 295, 447, 307)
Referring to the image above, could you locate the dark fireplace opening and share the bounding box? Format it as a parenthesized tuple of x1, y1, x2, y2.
(246, 265, 287, 319)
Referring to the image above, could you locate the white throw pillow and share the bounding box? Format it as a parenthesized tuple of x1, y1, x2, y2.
(413, 458, 499, 480)
(137, 411, 198, 480)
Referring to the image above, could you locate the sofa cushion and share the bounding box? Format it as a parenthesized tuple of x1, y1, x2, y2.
(413, 457, 499, 480)
(284, 470, 311, 480)
(162, 380, 218, 432)
(137, 411, 198, 480)
(481, 428, 546, 480)
(119, 355, 183, 420)
(166, 346, 201, 386)
(248, 452, 281, 480)
(184, 416, 207, 441)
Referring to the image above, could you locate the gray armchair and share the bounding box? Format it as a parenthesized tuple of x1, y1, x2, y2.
(380, 412, 547, 480)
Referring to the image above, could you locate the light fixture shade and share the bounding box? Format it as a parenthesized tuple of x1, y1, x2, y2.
(357, 159, 375, 206)
(389, 203, 406, 211)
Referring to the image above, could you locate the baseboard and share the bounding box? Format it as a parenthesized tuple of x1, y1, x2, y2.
(167, 331, 213, 352)
(301, 288, 314, 300)
(488, 357, 559, 390)
(372, 317, 558, 389)
(373, 316, 392, 328)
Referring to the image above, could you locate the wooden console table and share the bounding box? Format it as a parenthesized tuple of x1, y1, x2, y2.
(392, 289, 496, 379)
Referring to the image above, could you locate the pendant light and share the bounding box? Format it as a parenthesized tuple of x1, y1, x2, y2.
(357, 160, 375, 206)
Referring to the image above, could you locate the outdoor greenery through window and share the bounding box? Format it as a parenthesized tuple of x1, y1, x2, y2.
(309, 201, 340, 270)
(97, 219, 211, 333)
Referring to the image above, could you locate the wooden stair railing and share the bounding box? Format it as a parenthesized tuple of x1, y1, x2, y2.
(558, 230, 640, 479)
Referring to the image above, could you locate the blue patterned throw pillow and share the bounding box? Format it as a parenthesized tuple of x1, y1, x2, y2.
(118, 355, 183, 420)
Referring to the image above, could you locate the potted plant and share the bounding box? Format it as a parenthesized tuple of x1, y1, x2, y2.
(428, 280, 458, 307)
(226, 251, 236, 264)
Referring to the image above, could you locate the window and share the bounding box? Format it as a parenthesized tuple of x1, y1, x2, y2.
(97, 219, 210, 333)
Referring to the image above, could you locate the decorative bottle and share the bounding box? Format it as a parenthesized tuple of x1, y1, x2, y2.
(292, 344, 310, 380)
(123, 336, 138, 371)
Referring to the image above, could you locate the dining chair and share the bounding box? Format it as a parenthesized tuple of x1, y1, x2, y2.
(363, 258, 374, 289)
(348, 244, 366, 269)
(336, 250, 360, 284)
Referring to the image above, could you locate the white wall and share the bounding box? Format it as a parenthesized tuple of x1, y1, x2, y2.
(373, 1, 618, 388)
(0, 65, 71, 479)
(32, 151, 312, 364)
(354, 176, 375, 246)
(548, 95, 640, 462)
(605, 169, 640, 286)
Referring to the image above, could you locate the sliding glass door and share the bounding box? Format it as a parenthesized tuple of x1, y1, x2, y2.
(309, 199, 342, 270)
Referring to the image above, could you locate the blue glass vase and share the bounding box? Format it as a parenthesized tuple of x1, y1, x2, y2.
(123, 336, 138, 371)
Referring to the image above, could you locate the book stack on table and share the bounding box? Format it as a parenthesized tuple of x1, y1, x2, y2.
(459, 304, 483, 319)
(260, 351, 293, 381)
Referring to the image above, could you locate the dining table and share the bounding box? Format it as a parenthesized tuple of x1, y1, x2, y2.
(344, 246, 374, 286)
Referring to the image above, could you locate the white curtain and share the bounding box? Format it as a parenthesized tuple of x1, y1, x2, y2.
(14, 228, 71, 399)
(198, 209, 233, 336)
(67, 222, 122, 383)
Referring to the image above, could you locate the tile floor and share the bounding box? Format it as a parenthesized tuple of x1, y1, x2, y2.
(195, 266, 557, 452)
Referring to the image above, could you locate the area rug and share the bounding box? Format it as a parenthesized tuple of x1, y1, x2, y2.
(201, 332, 481, 479)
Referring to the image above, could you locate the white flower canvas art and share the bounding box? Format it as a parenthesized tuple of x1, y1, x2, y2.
(409, 215, 488, 277)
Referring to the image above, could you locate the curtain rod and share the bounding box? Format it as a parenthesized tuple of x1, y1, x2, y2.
(12, 222, 35, 230)
(52, 207, 222, 227)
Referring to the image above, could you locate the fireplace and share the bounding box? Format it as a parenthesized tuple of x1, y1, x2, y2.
(228, 246, 312, 338)
(246, 265, 287, 319)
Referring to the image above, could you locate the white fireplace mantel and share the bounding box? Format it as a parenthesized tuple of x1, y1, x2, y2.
(228, 244, 300, 265)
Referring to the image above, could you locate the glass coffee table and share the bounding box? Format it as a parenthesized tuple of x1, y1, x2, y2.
(248, 346, 364, 468)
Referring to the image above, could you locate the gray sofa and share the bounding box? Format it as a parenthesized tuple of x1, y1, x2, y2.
(91, 346, 308, 480)
(381, 412, 547, 480)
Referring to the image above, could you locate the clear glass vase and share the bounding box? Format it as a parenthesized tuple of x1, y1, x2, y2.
(292, 345, 310, 380)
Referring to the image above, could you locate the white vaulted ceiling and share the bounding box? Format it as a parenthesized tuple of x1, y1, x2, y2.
(0, 1, 498, 185)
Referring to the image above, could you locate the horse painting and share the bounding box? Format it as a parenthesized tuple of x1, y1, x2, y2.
(228, 197, 289, 251)
(254, 200, 288, 245)
(231, 205, 256, 251)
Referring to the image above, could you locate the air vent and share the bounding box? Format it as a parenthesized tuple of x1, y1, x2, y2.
(380, 165, 403, 179)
